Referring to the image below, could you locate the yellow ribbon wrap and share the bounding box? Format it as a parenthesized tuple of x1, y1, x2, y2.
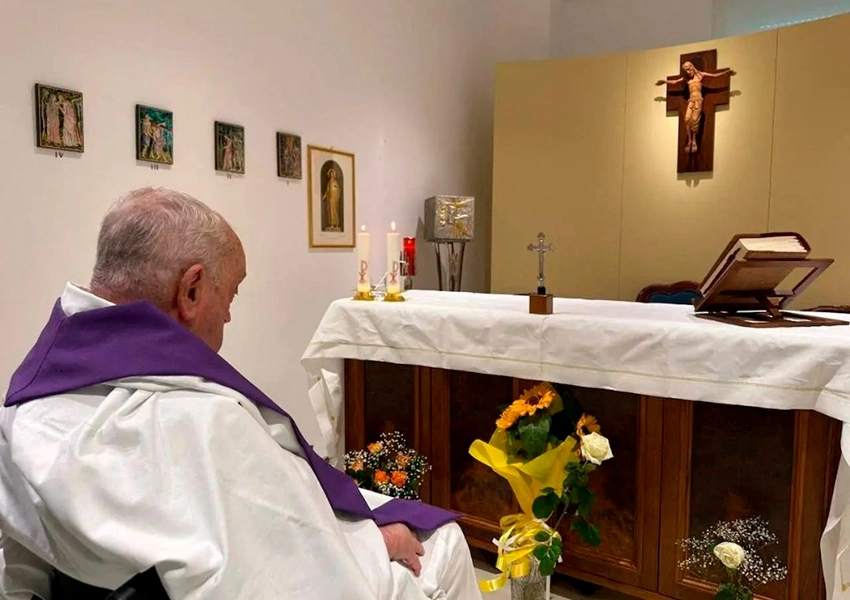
(468, 432, 578, 516)
(478, 513, 561, 593)
(468, 384, 578, 593)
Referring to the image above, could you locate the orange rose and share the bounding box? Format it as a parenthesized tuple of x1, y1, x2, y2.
(368, 442, 383, 454)
(350, 459, 364, 472)
(391, 471, 408, 487)
(396, 453, 411, 468)
(374, 470, 390, 484)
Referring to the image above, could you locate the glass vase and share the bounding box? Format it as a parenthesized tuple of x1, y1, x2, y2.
(510, 558, 550, 600)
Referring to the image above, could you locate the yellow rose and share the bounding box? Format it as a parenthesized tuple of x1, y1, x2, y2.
(713, 542, 746, 570)
(580, 432, 613, 465)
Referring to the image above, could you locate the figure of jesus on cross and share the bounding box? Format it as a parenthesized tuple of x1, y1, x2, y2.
(656, 50, 736, 173)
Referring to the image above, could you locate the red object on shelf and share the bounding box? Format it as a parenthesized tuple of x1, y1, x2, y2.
(403, 237, 416, 276)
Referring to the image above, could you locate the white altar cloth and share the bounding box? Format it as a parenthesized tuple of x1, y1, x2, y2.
(301, 290, 850, 598)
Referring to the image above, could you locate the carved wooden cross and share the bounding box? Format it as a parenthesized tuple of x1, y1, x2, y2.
(658, 49, 734, 173)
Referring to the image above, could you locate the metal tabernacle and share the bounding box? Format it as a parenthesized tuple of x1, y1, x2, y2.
(424, 195, 475, 292)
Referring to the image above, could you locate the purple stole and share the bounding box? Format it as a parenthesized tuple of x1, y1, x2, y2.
(5, 299, 457, 531)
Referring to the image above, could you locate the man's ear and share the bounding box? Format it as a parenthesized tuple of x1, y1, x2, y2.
(176, 263, 206, 323)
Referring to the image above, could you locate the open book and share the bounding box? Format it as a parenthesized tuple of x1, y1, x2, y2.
(698, 233, 808, 296)
(694, 232, 843, 327)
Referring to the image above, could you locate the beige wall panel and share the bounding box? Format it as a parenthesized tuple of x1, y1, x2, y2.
(491, 55, 627, 298)
(769, 15, 850, 308)
(618, 31, 778, 301)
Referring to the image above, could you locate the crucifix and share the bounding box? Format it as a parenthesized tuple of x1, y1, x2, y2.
(656, 49, 736, 173)
(527, 232, 553, 315)
(527, 232, 553, 294)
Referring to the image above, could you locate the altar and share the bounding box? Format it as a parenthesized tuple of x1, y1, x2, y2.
(301, 291, 850, 599)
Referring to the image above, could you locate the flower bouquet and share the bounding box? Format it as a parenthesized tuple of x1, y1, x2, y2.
(468, 382, 613, 594)
(678, 517, 788, 600)
(344, 431, 430, 500)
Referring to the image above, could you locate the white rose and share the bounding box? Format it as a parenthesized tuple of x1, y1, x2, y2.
(713, 542, 746, 570)
(580, 432, 613, 465)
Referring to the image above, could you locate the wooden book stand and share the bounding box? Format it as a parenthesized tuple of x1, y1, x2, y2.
(694, 257, 847, 328)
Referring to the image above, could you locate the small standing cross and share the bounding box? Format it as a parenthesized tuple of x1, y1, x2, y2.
(527, 232, 553, 295)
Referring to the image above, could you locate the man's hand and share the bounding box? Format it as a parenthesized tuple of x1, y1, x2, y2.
(379, 523, 425, 576)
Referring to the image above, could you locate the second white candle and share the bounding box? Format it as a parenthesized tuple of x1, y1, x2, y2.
(386, 221, 401, 294)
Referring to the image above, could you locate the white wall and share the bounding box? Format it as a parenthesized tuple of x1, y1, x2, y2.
(0, 0, 550, 447)
(549, 0, 713, 58)
(549, 0, 850, 58)
(712, 0, 850, 37)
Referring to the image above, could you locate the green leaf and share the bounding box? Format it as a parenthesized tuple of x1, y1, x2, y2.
(571, 519, 601, 547)
(534, 531, 550, 543)
(584, 523, 601, 546)
(551, 538, 563, 556)
(518, 413, 551, 459)
(577, 490, 596, 517)
(570, 520, 585, 537)
(713, 588, 737, 600)
(539, 557, 557, 577)
(569, 486, 589, 505)
(532, 489, 560, 519)
(532, 545, 548, 561)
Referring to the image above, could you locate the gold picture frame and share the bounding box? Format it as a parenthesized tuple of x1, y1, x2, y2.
(307, 145, 355, 248)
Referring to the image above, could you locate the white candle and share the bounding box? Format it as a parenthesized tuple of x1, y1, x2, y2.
(356, 225, 371, 294)
(386, 221, 401, 295)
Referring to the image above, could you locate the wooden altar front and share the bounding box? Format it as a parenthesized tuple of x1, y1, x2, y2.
(344, 359, 841, 600)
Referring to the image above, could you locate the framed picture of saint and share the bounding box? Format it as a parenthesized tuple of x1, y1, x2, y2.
(307, 145, 355, 248)
(35, 84, 84, 153)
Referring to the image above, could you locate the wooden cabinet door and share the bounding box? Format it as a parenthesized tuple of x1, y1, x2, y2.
(431, 374, 664, 591)
(554, 387, 664, 591)
(658, 400, 840, 600)
(343, 360, 433, 502)
(429, 369, 520, 549)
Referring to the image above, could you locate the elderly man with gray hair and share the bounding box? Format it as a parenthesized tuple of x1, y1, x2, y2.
(0, 188, 480, 600)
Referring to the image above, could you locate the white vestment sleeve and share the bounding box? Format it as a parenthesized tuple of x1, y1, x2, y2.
(0, 535, 52, 600)
(9, 387, 394, 600)
(822, 428, 850, 599)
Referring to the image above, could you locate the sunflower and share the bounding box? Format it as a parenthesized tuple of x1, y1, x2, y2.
(511, 383, 556, 417)
(496, 406, 521, 430)
(575, 414, 601, 437)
